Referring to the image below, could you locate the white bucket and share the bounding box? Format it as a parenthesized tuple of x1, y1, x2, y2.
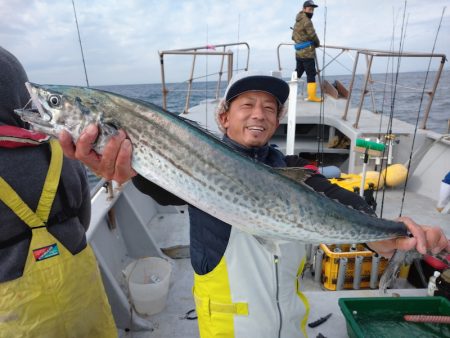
(124, 257, 172, 316)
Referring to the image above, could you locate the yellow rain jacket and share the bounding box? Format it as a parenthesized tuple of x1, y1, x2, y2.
(0, 140, 116, 337)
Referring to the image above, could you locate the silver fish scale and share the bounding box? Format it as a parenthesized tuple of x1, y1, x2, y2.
(122, 102, 405, 244)
(24, 84, 409, 245)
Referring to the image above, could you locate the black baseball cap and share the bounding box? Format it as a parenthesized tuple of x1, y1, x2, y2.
(303, 1, 318, 8)
(224, 71, 290, 106)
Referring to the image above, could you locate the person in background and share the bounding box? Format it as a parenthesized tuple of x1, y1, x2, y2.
(0, 46, 116, 337)
(437, 171, 450, 212)
(58, 71, 449, 338)
(292, 0, 322, 102)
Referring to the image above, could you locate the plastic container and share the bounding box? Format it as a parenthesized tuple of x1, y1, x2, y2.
(428, 271, 441, 296)
(319, 244, 388, 290)
(123, 257, 172, 316)
(339, 296, 450, 338)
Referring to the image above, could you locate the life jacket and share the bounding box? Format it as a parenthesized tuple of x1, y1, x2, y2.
(0, 128, 116, 337)
(329, 173, 370, 193)
(193, 226, 310, 338)
(0, 125, 50, 148)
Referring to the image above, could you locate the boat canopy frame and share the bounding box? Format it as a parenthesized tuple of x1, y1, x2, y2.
(277, 43, 447, 130)
(158, 42, 250, 113)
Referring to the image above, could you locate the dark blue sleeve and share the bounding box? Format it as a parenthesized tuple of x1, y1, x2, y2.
(132, 174, 186, 206)
(284, 155, 376, 215)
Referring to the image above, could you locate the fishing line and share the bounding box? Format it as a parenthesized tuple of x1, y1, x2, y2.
(71, 0, 89, 87)
(387, 2, 408, 136)
(20, 98, 33, 110)
(376, 6, 401, 217)
(388, 3, 408, 136)
(377, 2, 409, 218)
(376, 7, 399, 140)
(399, 6, 447, 217)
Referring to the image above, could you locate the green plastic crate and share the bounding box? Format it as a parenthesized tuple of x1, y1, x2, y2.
(338, 296, 450, 338)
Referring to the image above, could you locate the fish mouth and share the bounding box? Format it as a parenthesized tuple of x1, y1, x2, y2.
(14, 108, 53, 128)
(14, 82, 53, 127)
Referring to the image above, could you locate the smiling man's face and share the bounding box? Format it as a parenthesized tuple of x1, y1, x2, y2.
(219, 91, 280, 148)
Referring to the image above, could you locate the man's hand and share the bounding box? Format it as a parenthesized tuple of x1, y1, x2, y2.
(59, 124, 137, 184)
(367, 216, 450, 258)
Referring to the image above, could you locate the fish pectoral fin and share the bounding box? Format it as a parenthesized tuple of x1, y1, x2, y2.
(254, 236, 284, 256)
(275, 167, 313, 184)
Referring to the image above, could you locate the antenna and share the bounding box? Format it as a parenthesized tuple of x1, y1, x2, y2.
(71, 0, 89, 87)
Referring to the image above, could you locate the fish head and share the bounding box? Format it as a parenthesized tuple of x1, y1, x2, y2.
(15, 82, 120, 153)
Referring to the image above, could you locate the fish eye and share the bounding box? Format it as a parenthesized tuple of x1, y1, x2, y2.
(48, 95, 62, 107)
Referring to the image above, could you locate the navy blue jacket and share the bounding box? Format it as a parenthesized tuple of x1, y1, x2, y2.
(132, 135, 374, 275)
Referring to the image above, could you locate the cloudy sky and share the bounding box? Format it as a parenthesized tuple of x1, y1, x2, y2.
(1, 0, 448, 86)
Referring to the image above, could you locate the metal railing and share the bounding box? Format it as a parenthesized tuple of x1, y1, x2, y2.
(277, 43, 447, 129)
(158, 42, 250, 112)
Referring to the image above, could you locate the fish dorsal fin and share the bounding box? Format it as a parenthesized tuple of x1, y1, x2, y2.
(275, 167, 313, 184)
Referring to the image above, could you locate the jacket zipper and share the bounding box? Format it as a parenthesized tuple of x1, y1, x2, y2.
(274, 255, 282, 338)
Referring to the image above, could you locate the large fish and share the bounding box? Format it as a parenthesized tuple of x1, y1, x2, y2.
(16, 82, 409, 246)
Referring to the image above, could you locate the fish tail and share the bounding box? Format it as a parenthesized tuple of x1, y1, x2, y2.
(379, 250, 405, 293)
(379, 249, 424, 293)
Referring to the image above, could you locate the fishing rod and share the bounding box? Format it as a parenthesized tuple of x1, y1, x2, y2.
(71, 0, 89, 87)
(378, 1, 409, 219)
(376, 6, 400, 142)
(387, 2, 408, 136)
(371, 7, 395, 214)
(315, 1, 327, 169)
(70, 0, 112, 203)
(376, 5, 404, 218)
(399, 6, 447, 217)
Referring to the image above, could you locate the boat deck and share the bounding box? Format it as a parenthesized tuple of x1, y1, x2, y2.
(374, 189, 450, 231)
(118, 205, 196, 338)
(118, 187, 449, 338)
(120, 259, 429, 338)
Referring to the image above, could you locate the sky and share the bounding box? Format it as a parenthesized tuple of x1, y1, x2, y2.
(1, 0, 449, 86)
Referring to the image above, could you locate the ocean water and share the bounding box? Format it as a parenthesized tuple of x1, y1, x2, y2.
(97, 70, 450, 134)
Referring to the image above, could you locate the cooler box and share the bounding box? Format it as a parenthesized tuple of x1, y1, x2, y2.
(338, 296, 450, 338)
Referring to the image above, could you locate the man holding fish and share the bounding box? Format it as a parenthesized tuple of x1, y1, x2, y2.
(54, 71, 449, 337)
